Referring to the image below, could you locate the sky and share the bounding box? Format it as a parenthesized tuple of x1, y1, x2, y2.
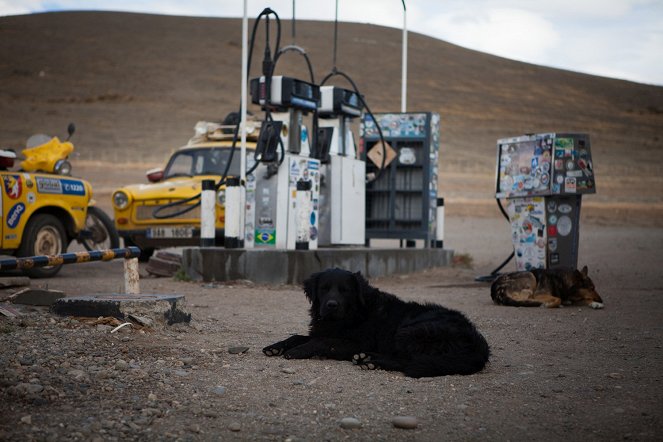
(1, 0, 662, 86)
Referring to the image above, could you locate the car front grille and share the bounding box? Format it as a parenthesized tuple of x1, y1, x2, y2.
(135, 202, 202, 221)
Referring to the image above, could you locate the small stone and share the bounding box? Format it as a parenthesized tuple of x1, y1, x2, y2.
(228, 422, 241, 432)
(148, 393, 157, 401)
(20, 415, 32, 425)
(115, 359, 128, 370)
(281, 367, 296, 374)
(228, 346, 249, 354)
(339, 417, 362, 429)
(392, 416, 418, 429)
(607, 372, 624, 380)
(212, 386, 226, 396)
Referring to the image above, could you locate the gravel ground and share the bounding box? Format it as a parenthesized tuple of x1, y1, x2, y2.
(1, 216, 662, 441)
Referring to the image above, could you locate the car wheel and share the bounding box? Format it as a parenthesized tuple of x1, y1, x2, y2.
(16, 214, 66, 278)
(79, 206, 120, 251)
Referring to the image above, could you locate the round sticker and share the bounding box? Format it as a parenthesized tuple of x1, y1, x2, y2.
(557, 215, 573, 236)
(548, 214, 558, 225)
(558, 204, 572, 214)
(540, 173, 549, 186)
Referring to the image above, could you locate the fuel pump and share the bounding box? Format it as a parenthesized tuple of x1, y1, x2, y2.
(248, 75, 321, 250)
(316, 85, 366, 246)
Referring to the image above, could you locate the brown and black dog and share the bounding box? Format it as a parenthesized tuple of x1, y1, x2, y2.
(491, 266, 603, 309)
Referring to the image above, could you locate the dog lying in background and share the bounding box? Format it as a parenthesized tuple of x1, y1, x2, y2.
(491, 266, 603, 309)
(263, 268, 490, 378)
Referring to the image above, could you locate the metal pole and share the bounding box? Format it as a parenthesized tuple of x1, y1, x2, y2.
(200, 179, 216, 247)
(401, 0, 407, 113)
(240, 0, 248, 184)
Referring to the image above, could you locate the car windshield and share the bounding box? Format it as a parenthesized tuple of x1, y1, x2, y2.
(164, 147, 241, 178)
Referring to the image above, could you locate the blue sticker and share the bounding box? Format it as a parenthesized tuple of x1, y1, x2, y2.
(60, 179, 86, 196)
(7, 202, 26, 228)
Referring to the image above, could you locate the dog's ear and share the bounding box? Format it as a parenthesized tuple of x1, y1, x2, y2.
(303, 271, 320, 304)
(353, 271, 369, 306)
(580, 265, 589, 277)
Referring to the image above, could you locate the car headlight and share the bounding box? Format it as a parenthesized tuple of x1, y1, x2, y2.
(54, 159, 72, 175)
(217, 189, 225, 206)
(113, 191, 130, 210)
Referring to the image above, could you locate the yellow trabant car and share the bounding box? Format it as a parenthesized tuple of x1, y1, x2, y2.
(112, 121, 258, 260)
(0, 150, 93, 277)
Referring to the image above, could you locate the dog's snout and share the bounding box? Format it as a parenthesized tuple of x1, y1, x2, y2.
(326, 299, 339, 310)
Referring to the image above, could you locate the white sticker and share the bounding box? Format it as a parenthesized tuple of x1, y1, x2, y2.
(557, 215, 573, 236)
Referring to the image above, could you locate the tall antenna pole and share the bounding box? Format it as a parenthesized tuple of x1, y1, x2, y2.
(240, 0, 248, 181)
(401, 0, 407, 113)
(292, 0, 296, 43)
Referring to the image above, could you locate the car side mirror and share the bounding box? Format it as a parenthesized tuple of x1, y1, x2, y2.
(146, 167, 164, 183)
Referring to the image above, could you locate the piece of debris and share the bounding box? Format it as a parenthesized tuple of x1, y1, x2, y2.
(128, 313, 154, 327)
(0, 304, 21, 318)
(9, 287, 64, 306)
(145, 251, 182, 277)
(0, 276, 30, 289)
(110, 322, 132, 333)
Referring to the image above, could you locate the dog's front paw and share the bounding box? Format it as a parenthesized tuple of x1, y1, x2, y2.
(589, 301, 604, 309)
(262, 345, 285, 356)
(352, 353, 378, 370)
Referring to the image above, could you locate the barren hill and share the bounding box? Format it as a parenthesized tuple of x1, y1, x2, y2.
(1, 11, 662, 223)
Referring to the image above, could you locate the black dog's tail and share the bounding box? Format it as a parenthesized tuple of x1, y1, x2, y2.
(402, 332, 490, 378)
(394, 315, 491, 378)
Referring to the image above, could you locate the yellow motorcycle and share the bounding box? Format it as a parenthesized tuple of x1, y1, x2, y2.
(0, 123, 119, 277)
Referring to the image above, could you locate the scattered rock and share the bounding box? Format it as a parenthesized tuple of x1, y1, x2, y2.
(281, 367, 296, 374)
(115, 359, 128, 370)
(607, 372, 624, 380)
(339, 417, 362, 429)
(228, 346, 249, 354)
(211, 386, 226, 396)
(228, 422, 241, 432)
(392, 416, 418, 429)
(20, 415, 32, 425)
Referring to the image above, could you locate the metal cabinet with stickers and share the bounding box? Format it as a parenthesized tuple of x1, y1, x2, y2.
(495, 133, 596, 270)
(360, 112, 440, 246)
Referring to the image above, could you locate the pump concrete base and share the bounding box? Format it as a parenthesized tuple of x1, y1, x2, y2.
(51, 294, 191, 325)
(182, 247, 454, 284)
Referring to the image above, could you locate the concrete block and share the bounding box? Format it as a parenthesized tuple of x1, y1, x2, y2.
(51, 294, 191, 325)
(182, 246, 454, 284)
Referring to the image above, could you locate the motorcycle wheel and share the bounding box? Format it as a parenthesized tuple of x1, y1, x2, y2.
(80, 206, 120, 251)
(16, 214, 66, 278)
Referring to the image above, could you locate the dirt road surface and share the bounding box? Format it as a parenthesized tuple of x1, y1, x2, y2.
(1, 215, 661, 441)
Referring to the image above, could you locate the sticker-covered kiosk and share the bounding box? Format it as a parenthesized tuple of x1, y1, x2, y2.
(495, 133, 596, 271)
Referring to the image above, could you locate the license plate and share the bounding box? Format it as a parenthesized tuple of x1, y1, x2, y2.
(147, 227, 194, 239)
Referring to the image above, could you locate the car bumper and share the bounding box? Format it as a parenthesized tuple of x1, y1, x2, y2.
(118, 228, 226, 248)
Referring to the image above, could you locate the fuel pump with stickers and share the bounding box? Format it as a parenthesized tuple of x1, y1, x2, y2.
(246, 75, 321, 250)
(316, 85, 366, 246)
(495, 133, 596, 270)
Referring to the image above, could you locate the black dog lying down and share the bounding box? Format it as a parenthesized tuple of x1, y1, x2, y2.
(263, 268, 490, 378)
